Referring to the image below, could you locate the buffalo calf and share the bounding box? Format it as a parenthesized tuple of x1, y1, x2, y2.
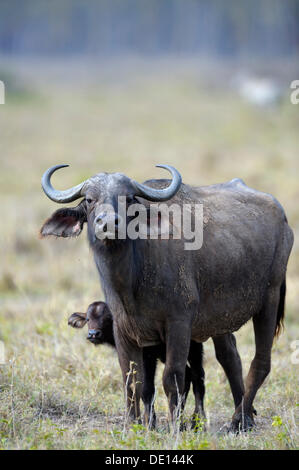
(68, 301, 205, 429)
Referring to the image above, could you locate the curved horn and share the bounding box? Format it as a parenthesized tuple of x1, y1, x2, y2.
(131, 164, 182, 202)
(41, 164, 87, 203)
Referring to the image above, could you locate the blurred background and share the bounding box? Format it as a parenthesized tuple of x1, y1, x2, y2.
(0, 0, 298, 449)
(1, 0, 299, 56)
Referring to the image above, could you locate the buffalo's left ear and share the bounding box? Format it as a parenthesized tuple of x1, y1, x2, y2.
(68, 312, 88, 328)
(40, 200, 87, 238)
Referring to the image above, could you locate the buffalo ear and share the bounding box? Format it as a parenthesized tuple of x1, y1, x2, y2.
(40, 201, 87, 238)
(68, 312, 88, 329)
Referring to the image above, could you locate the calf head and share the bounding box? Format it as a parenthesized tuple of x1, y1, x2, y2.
(68, 301, 115, 346)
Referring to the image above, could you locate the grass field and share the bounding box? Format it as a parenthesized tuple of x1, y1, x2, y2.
(0, 58, 298, 450)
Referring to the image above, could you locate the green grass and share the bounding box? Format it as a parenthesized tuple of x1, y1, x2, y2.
(0, 58, 298, 449)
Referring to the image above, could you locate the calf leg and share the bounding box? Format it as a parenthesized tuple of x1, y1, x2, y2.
(230, 286, 280, 432)
(184, 365, 192, 405)
(142, 348, 193, 430)
(163, 320, 191, 425)
(174, 365, 193, 431)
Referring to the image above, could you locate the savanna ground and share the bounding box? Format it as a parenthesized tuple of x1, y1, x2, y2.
(0, 58, 298, 450)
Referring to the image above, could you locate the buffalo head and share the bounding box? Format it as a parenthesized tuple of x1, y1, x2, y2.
(40, 164, 181, 243)
(68, 301, 115, 346)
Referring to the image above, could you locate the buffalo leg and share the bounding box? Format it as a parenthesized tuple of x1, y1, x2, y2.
(113, 324, 143, 423)
(163, 320, 191, 425)
(230, 286, 280, 432)
(142, 349, 158, 429)
(213, 334, 245, 409)
(188, 342, 206, 429)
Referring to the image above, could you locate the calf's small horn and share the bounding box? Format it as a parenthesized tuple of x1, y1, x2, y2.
(41, 164, 87, 203)
(131, 164, 182, 202)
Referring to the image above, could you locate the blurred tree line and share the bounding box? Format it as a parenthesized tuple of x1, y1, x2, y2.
(0, 0, 298, 57)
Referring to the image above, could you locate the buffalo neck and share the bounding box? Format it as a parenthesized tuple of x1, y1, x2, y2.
(90, 236, 145, 301)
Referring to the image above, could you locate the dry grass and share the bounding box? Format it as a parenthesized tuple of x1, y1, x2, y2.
(0, 58, 298, 449)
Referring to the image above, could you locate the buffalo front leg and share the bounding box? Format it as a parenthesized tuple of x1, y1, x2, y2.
(163, 321, 191, 427)
(230, 286, 281, 432)
(114, 325, 144, 424)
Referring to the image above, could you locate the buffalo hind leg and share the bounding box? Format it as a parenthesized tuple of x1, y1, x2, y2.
(188, 342, 206, 430)
(230, 286, 280, 432)
(163, 320, 191, 428)
(213, 334, 245, 410)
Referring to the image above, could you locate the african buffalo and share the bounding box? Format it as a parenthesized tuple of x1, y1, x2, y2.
(68, 301, 205, 428)
(40, 164, 293, 431)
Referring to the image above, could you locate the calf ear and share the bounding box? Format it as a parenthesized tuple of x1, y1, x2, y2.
(40, 200, 87, 238)
(68, 312, 88, 329)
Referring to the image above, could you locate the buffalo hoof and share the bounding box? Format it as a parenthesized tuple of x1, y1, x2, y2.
(229, 412, 255, 433)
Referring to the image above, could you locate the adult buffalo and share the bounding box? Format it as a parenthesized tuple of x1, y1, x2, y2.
(40, 164, 293, 431)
